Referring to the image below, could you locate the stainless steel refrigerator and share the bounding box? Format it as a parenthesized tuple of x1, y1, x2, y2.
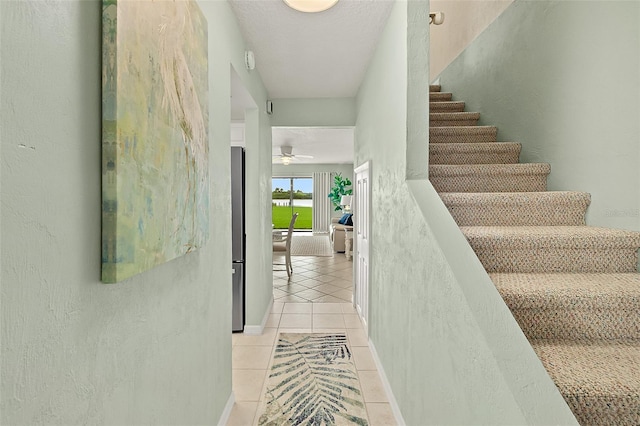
(231, 147, 245, 332)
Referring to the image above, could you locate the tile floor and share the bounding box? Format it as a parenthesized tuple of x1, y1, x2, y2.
(227, 254, 396, 426)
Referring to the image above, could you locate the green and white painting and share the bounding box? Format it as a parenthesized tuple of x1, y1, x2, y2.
(101, 0, 209, 283)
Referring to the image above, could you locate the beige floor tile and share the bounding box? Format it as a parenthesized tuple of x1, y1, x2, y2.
(271, 302, 284, 314)
(226, 401, 258, 426)
(233, 369, 267, 401)
(234, 327, 278, 347)
(282, 303, 313, 314)
(331, 279, 354, 289)
(344, 313, 363, 329)
(299, 279, 323, 289)
(313, 313, 345, 329)
(232, 346, 273, 370)
(274, 294, 307, 303)
(312, 294, 346, 303)
(299, 271, 322, 279)
(295, 289, 326, 300)
(272, 288, 288, 299)
(265, 313, 281, 328)
(312, 303, 343, 314)
(313, 329, 348, 335)
(366, 403, 397, 426)
(341, 303, 357, 314)
(279, 313, 312, 328)
(314, 283, 343, 295)
(315, 274, 338, 283)
(277, 328, 312, 334)
(351, 346, 377, 370)
(346, 328, 369, 347)
(358, 371, 388, 403)
(332, 289, 353, 302)
(287, 274, 312, 283)
(277, 283, 309, 295)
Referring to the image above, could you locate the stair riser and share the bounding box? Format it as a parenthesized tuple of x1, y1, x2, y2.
(430, 102, 465, 112)
(430, 127, 497, 143)
(430, 175, 548, 193)
(430, 119, 479, 127)
(430, 150, 519, 165)
(429, 85, 441, 92)
(430, 93, 452, 101)
(473, 249, 639, 273)
(445, 204, 587, 226)
(509, 309, 640, 341)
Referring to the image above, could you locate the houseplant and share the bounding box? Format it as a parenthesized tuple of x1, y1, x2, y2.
(327, 173, 352, 211)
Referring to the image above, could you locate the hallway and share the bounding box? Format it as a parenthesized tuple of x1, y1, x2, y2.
(227, 255, 396, 425)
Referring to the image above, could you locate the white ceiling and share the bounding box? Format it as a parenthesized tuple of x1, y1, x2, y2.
(272, 127, 354, 164)
(228, 0, 393, 164)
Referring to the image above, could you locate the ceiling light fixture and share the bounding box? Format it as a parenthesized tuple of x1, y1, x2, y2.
(281, 156, 291, 166)
(283, 0, 339, 13)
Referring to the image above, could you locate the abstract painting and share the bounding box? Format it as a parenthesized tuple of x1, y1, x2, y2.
(102, 0, 209, 283)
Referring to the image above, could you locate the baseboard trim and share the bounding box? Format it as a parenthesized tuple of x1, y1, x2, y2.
(243, 296, 273, 335)
(369, 339, 406, 426)
(217, 391, 235, 426)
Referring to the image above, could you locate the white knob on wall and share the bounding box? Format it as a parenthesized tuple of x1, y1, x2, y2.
(245, 50, 255, 70)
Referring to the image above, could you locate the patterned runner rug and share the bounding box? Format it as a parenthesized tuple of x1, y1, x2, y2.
(290, 235, 333, 257)
(256, 333, 369, 425)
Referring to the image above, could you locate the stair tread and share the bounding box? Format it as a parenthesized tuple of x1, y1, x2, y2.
(439, 191, 590, 205)
(430, 163, 551, 176)
(429, 84, 441, 92)
(430, 112, 480, 119)
(530, 339, 640, 398)
(429, 142, 520, 152)
(461, 226, 640, 248)
(490, 272, 640, 310)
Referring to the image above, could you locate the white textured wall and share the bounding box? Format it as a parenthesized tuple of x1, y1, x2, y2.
(354, 1, 577, 424)
(438, 0, 640, 231)
(0, 0, 272, 423)
(430, 0, 513, 79)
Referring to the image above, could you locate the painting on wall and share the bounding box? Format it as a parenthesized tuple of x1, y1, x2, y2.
(101, 0, 209, 283)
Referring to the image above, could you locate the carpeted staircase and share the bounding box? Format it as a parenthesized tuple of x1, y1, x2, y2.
(429, 84, 640, 425)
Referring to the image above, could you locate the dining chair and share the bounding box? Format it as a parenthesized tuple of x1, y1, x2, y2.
(273, 212, 298, 277)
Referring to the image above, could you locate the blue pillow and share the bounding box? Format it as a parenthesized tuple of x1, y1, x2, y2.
(338, 213, 350, 224)
(345, 214, 353, 226)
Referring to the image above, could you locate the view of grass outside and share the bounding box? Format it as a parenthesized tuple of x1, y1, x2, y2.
(273, 177, 313, 230)
(272, 205, 312, 229)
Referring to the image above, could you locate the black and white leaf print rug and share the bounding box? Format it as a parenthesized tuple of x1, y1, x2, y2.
(257, 333, 369, 426)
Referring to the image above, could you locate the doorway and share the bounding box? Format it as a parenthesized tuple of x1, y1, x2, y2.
(354, 161, 370, 333)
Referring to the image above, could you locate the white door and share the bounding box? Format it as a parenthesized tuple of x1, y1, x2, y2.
(354, 162, 370, 333)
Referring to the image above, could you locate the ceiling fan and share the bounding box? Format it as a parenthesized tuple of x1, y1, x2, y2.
(272, 145, 314, 165)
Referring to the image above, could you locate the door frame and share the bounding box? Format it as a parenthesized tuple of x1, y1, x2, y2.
(353, 161, 371, 334)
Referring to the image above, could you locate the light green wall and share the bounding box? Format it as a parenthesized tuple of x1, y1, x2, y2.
(0, 1, 271, 423)
(270, 98, 356, 127)
(439, 0, 640, 231)
(354, 0, 577, 424)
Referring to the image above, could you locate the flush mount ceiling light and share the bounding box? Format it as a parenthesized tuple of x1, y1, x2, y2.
(283, 0, 339, 13)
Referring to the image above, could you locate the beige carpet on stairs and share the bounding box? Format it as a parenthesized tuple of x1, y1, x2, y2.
(429, 84, 640, 426)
